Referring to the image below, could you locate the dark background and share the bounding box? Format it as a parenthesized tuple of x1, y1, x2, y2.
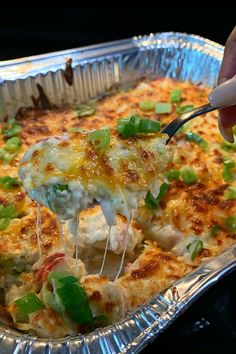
(1, 7, 236, 354)
(0, 8, 235, 60)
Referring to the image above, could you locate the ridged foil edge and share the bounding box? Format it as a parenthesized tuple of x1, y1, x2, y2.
(0, 33, 232, 354)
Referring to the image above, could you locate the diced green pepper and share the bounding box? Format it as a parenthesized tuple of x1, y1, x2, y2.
(180, 166, 198, 184)
(56, 283, 93, 325)
(170, 89, 182, 103)
(139, 101, 155, 112)
(15, 293, 44, 314)
(155, 103, 172, 114)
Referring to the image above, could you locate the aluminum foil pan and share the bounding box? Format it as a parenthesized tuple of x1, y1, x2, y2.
(0, 32, 235, 354)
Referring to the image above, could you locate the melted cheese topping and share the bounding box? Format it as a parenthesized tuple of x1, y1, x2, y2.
(1, 77, 236, 338)
(19, 129, 171, 225)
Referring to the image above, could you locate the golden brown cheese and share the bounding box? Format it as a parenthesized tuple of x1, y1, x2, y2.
(116, 241, 194, 309)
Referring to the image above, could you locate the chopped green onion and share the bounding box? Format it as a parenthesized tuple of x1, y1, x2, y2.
(221, 141, 236, 152)
(0, 204, 18, 219)
(223, 158, 235, 169)
(56, 283, 93, 325)
(138, 118, 161, 133)
(15, 293, 44, 315)
(225, 216, 236, 232)
(5, 137, 22, 153)
(187, 240, 203, 260)
(170, 89, 182, 103)
(225, 186, 236, 200)
(139, 101, 155, 112)
(0, 147, 15, 163)
(180, 166, 198, 184)
(0, 218, 11, 231)
(88, 129, 110, 150)
(176, 105, 194, 115)
(77, 104, 96, 117)
(210, 224, 221, 236)
(1, 120, 22, 139)
(53, 184, 69, 196)
(117, 115, 161, 138)
(185, 131, 208, 149)
(164, 169, 180, 181)
(145, 183, 169, 209)
(0, 176, 20, 190)
(155, 103, 172, 114)
(222, 158, 235, 182)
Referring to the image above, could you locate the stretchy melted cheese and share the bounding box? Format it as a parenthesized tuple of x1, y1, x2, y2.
(19, 130, 171, 225)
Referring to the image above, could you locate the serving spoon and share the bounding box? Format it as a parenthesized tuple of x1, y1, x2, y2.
(162, 76, 236, 144)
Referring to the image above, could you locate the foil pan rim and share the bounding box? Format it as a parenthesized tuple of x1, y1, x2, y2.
(0, 32, 231, 353)
(0, 32, 223, 82)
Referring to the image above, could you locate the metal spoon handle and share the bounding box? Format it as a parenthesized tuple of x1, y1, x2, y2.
(163, 76, 236, 144)
(162, 103, 216, 144)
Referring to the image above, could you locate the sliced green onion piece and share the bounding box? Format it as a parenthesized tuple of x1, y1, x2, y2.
(210, 224, 221, 236)
(221, 141, 236, 152)
(53, 184, 69, 197)
(187, 240, 203, 260)
(145, 183, 169, 209)
(139, 101, 155, 112)
(222, 158, 235, 182)
(0, 176, 20, 190)
(0, 218, 11, 231)
(170, 89, 182, 103)
(117, 116, 160, 138)
(180, 166, 198, 184)
(155, 103, 172, 114)
(225, 186, 236, 200)
(0, 147, 15, 163)
(88, 129, 110, 150)
(164, 169, 180, 181)
(176, 105, 194, 115)
(138, 119, 161, 133)
(185, 131, 208, 149)
(1, 120, 22, 139)
(5, 137, 22, 153)
(0, 204, 18, 219)
(225, 216, 236, 232)
(56, 283, 93, 325)
(77, 104, 96, 117)
(15, 293, 44, 314)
